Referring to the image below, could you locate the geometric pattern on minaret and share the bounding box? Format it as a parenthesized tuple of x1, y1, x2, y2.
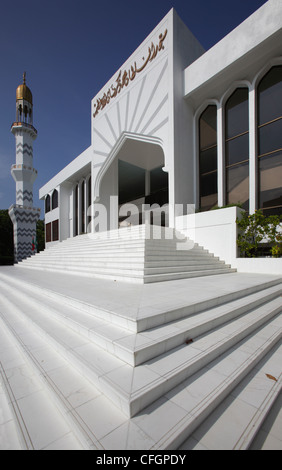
(9, 73, 40, 263)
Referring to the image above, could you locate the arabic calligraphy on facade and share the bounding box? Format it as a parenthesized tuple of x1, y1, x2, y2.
(93, 29, 168, 119)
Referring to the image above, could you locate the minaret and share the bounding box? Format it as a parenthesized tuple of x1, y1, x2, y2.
(9, 72, 40, 263)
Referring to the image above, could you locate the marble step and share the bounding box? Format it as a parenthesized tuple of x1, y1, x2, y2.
(51, 237, 203, 246)
(17, 264, 235, 283)
(0, 276, 280, 367)
(0, 313, 87, 450)
(124, 284, 282, 365)
(18, 260, 229, 274)
(1, 271, 279, 333)
(38, 245, 210, 256)
(50, 243, 200, 256)
(178, 342, 282, 450)
(0, 277, 280, 418)
(57, 226, 185, 241)
(23, 256, 225, 267)
(19, 226, 225, 287)
(25, 251, 217, 263)
(0, 304, 116, 450)
(49, 235, 192, 245)
(0, 292, 281, 449)
(22, 247, 219, 260)
(125, 299, 282, 417)
(144, 268, 236, 283)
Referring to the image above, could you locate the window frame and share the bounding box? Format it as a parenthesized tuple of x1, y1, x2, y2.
(257, 65, 282, 215)
(198, 104, 218, 211)
(224, 87, 249, 210)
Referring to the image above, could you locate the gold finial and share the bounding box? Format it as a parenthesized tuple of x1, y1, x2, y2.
(16, 71, 32, 104)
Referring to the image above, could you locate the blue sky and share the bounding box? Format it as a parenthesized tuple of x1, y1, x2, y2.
(0, 0, 268, 212)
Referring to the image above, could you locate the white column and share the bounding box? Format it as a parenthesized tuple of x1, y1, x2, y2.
(84, 178, 87, 233)
(70, 185, 75, 238)
(217, 104, 225, 207)
(249, 84, 257, 214)
(77, 182, 82, 235)
(85, 176, 89, 233)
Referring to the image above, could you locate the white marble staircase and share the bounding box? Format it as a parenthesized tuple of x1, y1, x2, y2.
(0, 266, 281, 450)
(17, 225, 236, 283)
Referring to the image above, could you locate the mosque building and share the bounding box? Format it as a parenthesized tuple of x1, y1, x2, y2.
(37, 0, 281, 273)
(2, 1, 282, 449)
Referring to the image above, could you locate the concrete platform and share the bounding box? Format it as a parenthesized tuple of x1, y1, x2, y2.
(0, 266, 281, 450)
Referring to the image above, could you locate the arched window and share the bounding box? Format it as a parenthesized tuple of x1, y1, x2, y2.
(52, 189, 58, 210)
(257, 65, 282, 216)
(225, 88, 249, 210)
(45, 194, 51, 213)
(199, 105, 217, 211)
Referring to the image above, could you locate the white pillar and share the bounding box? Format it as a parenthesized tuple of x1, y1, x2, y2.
(77, 182, 82, 235)
(70, 185, 75, 237)
(85, 176, 89, 233)
(249, 84, 257, 214)
(84, 178, 87, 233)
(217, 104, 225, 207)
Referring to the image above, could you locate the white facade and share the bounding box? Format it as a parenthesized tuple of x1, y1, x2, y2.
(39, 0, 282, 271)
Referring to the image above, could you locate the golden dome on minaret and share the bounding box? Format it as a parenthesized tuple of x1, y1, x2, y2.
(16, 72, 33, 104)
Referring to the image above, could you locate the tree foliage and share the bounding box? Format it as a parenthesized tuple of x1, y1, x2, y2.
(236, 210, 282, 258)
(0, 210, 14, 264)
(36, 219, 45, 253)
(0, 210, 45, 265)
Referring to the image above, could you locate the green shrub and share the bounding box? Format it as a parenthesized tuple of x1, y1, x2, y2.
(236, 210, 282, 258)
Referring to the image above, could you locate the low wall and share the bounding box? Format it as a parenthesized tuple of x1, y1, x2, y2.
(175, 206, 239, 265)
(175, 207, 282, 276)
(234, 257, 282, 275)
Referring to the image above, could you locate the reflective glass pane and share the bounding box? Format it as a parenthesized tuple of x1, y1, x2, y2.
(52, 190, 58, 210)
(199, 105, 217, 150)
(200, 171, 217, 211)
(46, 223, 51, 243)
(199, 105, 217, 211)
(225, 88, 249, 139)
(119, 160, 145, 204)
(200, 146, 217, 174)
(200, 193, 217, 212)
(258, 66, 282, 125)
(52, 220, 59, 242)
(226, 162, 249, 211)
(258, 118, 282, 156)
(150, 166, 168, 193)
(226, 132, 249, 166)
(262, 206, 282, 217)
(45, 195, 50, 213)
(259, 150, 282, 212)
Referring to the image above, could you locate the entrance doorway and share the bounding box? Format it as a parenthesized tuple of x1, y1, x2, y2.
(94, 135, 168, 231)
(117, 138, 168, 226)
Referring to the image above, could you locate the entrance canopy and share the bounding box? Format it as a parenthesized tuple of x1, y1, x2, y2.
(93, 134, 168, 229)
(117, 138, 164, 171)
